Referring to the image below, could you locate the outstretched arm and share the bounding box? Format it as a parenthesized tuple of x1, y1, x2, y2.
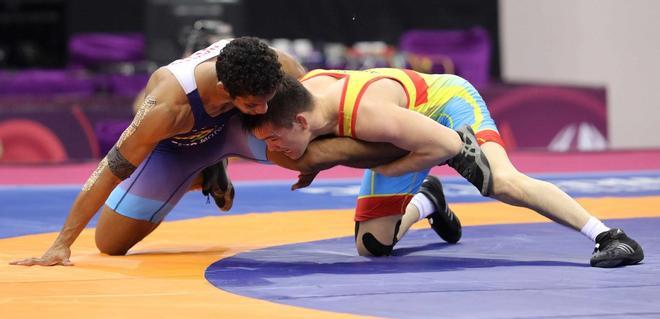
(267, 136, 407, 189)
(10, 96, 178, 266)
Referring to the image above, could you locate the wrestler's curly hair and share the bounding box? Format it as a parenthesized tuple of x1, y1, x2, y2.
(241, 75, 313, 131)
(216, 37, 283, 98)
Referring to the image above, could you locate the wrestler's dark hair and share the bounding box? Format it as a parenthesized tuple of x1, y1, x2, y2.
(216, 37, 283, 98)
(241, 75, 313, 130)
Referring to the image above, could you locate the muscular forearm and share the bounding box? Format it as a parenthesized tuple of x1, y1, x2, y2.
(269, 137, 408, 173)
(52, 164, 120, 248)
(373, 153, 435, 177)
(308, 137, 407, 170)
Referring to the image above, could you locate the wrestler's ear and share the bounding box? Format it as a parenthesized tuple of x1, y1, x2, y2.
(295, 113, 308, 129)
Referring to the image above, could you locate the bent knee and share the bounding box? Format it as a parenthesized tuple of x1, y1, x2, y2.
(356, 242, 391, 257)
(357, 245, 373, 257)
(356, 232, 396, 257)
(95, 240, 129, 256)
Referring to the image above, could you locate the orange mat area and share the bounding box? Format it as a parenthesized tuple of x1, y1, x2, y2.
(2, 196, 659, 319)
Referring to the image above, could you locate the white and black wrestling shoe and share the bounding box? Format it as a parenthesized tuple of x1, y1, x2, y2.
(420, 175, 462, 244)
(590, 228, 644, 268)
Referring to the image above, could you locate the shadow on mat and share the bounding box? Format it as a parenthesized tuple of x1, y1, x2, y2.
(126, 246, 230, 256)
(392, 242, 456, 256)
(207, 251, 587, 288)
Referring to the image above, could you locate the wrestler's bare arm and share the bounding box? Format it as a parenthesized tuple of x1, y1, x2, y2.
(10, 86, 185, 266)
(354, 100, 462, 177)
(132, 88, 147, 114)
(266, 137, 407, 189)
(268, 137, 407, 173)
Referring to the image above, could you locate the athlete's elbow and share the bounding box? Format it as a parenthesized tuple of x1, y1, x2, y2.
(300, 148, 332, 172)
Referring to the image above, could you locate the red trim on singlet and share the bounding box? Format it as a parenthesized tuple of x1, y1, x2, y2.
(476, 129, 506, 148)
(300, 71, 346, 82)
(349, 76, 386, 138)
(402, 69, 429, 106)
(337, 75, 351, 137)
(354, 194, 414, 222)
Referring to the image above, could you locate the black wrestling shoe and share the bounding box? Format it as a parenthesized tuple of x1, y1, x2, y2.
(590, 228, 644, 268)
(446, 125, 493, 196)
(201, 158, 235, 212)
(419, 175, 462, 244)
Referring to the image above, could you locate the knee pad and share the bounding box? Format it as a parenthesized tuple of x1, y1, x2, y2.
(362, 232, 394, 256)
(358, 220, 401, 257)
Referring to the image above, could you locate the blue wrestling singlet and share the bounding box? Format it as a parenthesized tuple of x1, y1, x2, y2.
(106, 40, 269, 223)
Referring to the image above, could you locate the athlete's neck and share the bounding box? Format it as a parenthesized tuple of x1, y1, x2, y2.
(195, 62, 234, 116)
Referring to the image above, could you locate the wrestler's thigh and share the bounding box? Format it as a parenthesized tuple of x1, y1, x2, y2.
(95, 204, 160, 256)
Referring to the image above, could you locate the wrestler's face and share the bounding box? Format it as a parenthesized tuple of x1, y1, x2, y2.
(232, 91, 276, 115)
(253, 120, 311, 160)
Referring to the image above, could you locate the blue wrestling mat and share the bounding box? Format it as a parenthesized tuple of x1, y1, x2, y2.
(2, 170, 660, 238)
(207, 218, 660, 319)
(2, 170, 660, 318)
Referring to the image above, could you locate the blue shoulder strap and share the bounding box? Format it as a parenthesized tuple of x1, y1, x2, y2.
(186, 89, 239, 130)
(186, 89, 206, 130)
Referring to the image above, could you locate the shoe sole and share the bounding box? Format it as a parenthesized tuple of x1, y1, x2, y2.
(429, 210, 461, 244)
(591, 251, 644, 268)
(459, 126, 492, 196)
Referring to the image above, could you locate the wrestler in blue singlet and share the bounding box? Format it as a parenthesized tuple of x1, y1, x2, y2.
(106, 40, 268, 223)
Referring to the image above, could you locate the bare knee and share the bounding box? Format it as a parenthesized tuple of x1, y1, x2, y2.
(354, 218, 401, 257)
(95, 239, 129, 256)
(356, 242, 373, 257)
(95, 208, 131, 256)
(356, 237, 393, 257)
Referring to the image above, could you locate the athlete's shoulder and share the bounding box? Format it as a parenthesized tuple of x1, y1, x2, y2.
(142, 69, 189, 115)
(169, 39, 232, 66)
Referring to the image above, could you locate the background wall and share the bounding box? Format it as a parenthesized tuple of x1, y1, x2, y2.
(0, 0, 500, 75)
(2, 0, 658, 162)
(500, 0, 660, 149)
